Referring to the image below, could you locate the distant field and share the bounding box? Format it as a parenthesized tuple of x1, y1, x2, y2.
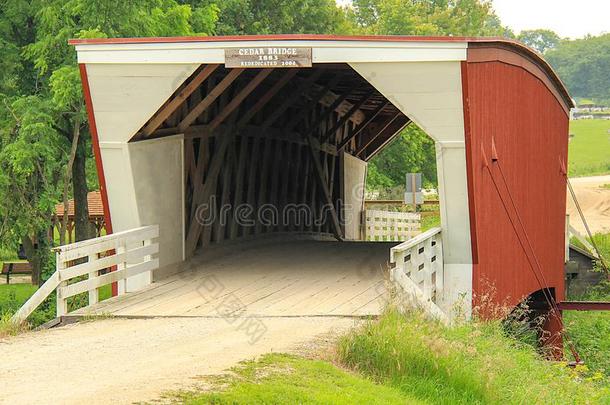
(569, 120, 610, 177)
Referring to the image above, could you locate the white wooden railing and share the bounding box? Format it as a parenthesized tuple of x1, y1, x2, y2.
(11, 225, 159, 323)
(365, 210, 420, 241)
(389, 227, 448, 323)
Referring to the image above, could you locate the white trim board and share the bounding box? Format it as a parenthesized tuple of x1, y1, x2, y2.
(76, 40, 467, 64)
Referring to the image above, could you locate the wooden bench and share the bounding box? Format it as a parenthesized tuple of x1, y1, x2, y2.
(1, 261, 33, 284)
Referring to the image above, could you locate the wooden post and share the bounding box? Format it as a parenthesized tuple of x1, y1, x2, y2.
(56, 253, 68, 317)
(88, 253, 99, 306)
(116, 242, 127, 295)
(306, 133, 344, 240)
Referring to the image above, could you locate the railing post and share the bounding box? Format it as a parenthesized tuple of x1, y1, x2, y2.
(88, 253, 99, 305)
(392, 250, 404, 281)
(433, 234, 444, 303)
(117, 241, 127, 295)
(422, 237, 434, 301)
(56, 253, 68, 317)
(143, 238, 153, 285)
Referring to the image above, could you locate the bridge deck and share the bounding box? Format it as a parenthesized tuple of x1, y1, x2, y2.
(73, 240, 395, 318)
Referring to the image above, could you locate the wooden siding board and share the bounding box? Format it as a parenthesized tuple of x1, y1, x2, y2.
(464, 60, 568, 312)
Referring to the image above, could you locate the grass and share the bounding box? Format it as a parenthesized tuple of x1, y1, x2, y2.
(0, 282, 113, 333)
(0, 312, 29, 338)
(564, 275, 610, 378)
(339, 309, 609, 404)
(421, 213, 440, 231)
(0, 283, 37, 307)
(174, 310, 609, 404)
(564, 232, 610, 377)
(569, 120, 610, 177)
(174, 353, 423, 404)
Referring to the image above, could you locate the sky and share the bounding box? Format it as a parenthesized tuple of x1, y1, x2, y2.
(336, 0, 610, 39)
(492, 0, 610, 39)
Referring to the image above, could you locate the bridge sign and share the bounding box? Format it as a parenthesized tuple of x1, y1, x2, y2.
(225, 47, 312, 68)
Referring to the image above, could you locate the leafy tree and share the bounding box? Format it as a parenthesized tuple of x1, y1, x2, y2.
(366, 125, 437, 191)
(190, 0, 346, 35)
(517, 29, 560, 54)
(348, 0, 508, 36)
(546, 34, 610, 103)
(0, 0, 218, 283)
(0, 95, 64, 284)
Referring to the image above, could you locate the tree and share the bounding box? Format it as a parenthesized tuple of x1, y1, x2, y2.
(0, 0, 218, 283)
(348, 0, 508, 36)
(0, 95, 65, 284)
(366, 125, 437, 191)
(518, 29, 560, 54)
(190, 0, 346, 35)
(546, 34, 610, 103)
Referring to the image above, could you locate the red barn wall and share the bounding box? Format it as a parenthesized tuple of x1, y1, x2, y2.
(462, 47, 570, 313)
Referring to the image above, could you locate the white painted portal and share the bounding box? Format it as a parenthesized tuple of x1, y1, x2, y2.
(81, 41, 473, 310)
(350, 61, 473, 315)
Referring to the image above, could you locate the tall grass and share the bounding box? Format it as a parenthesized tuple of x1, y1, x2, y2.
(338, 309, 609, 404)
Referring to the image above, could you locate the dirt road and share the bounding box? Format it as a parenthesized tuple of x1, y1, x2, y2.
(0, 316, 358, 404)
(566, 175, 610, 235)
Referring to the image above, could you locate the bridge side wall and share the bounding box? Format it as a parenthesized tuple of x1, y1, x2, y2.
(463, 49, 570, 313)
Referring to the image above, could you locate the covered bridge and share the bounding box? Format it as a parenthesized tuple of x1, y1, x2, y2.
(15, 35, 573, 339)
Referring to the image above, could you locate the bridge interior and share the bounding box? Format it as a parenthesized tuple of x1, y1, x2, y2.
(132, 63, 410, 257)
(74, 238, 394, 318)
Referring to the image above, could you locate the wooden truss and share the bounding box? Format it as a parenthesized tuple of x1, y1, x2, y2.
(134, 64, 410, 257)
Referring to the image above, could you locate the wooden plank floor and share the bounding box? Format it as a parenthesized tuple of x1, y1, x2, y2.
(74, 240, 396, 318)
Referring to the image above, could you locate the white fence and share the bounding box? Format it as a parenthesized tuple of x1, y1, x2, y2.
(389, 227, 448, 323)
(12, 225, 159, 323)
(364, 210, 420, 241)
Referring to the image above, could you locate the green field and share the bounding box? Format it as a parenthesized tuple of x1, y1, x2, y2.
(569, 120, 610, 177)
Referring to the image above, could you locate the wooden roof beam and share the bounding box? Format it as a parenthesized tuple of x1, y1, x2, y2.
(236, 69, 298, 128)
(358, 114, 411, 160)
(141, 64, 219, 137)
(320, 91, 374, 144)
(285, 74, 343, 133)
(318, 91, 365, 125)
(206, 69, 274, 133)
(178, 68, 244, 132)
(337, 100, 390, 151)
(259, 69, 323, 130)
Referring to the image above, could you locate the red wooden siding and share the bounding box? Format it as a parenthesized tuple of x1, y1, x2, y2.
(463, 54, 569, 313)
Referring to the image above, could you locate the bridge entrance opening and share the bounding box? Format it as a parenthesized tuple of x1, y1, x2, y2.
(133, 64, 410, 258)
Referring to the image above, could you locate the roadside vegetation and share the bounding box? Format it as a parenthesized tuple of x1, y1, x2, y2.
(564, 232, 610, 377)
(565, 281, 610, 378)
(0, 282, 112, 336)
(174, 309, 609, 404)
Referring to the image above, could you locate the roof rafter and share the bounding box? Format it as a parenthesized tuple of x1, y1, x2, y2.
(178, 68, 244, 132)
(141, 64, 219, 137)
(337, 100, 390, 151)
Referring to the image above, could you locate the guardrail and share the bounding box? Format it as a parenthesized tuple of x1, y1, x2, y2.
(389, 226, 448, 323)
(364, 210, 421, 241)
(11, 225, 159, 323)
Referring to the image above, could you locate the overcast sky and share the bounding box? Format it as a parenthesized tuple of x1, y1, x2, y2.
(492, 0, 609, 38)
(336, 0, 609, 39)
